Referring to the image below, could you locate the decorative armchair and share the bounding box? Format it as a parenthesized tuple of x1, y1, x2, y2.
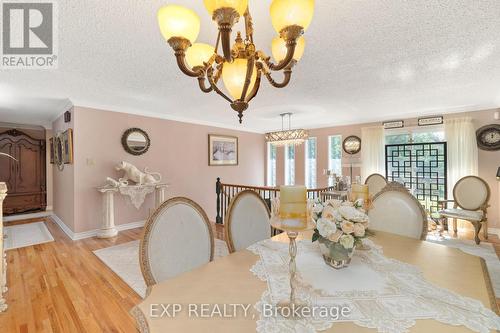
(438, 176, 490, 244)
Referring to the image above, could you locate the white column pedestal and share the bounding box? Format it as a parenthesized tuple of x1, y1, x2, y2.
(154, 184, 169, 209)
(97, 187, 119, 238)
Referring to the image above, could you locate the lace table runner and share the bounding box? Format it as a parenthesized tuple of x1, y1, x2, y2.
(248, 239, 500, 333)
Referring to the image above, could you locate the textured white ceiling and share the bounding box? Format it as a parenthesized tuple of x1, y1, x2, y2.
(1, 0, 500, 131)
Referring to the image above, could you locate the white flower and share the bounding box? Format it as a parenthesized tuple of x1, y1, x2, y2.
(321, 205, 336, 220)
(328, 230, 343, 242)
(338, 205, 369, 223)
(353, 223, 366, 237)
(341, 201, 354, 207)
(341, 221, 355, 234)
(316, 218, 337, 238)
(339, 234, 355, 250)
(312, 203, 324, 214)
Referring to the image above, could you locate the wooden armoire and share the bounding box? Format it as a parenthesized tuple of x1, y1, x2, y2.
(0, 129, 46, 215)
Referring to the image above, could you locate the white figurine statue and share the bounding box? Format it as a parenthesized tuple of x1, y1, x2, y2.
(115, 161, 162, 185)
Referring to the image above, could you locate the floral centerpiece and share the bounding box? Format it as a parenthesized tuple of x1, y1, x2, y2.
(311, 199, 372, 269)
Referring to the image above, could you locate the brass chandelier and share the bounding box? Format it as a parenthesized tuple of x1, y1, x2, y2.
(265, 113, 308, 146)
(157, 0, 315, 123)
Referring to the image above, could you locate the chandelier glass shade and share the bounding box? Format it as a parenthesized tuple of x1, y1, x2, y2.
(157, 0, 315, 123)
(265, 113, 308, 146)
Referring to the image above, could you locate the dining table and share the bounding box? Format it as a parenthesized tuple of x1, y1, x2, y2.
(131, 230, 499, 333)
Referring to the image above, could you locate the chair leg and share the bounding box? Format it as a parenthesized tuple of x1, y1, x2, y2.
(483, 220, 488, 240)
(473, 222, 482, 245)
(453, 218, 458, 234)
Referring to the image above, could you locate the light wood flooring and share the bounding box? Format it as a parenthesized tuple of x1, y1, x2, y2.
(0, 217, 498, 332)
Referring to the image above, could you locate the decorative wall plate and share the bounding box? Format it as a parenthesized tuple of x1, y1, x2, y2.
(343, 135, 362, 155)
(476, 124, 500, 151)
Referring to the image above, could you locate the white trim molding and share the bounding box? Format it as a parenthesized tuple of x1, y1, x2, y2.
(50, 214, 145, 241)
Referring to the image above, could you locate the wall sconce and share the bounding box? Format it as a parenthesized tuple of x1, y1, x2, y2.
(497, 167, 500, 180)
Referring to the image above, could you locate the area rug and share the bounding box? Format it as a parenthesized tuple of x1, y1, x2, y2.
(4, 221, 55, 250)
(94, 239, 229, 298)
(426, 233, 500, 298)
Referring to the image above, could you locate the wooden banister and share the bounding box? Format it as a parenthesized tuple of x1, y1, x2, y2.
(215, 178, 335, 224)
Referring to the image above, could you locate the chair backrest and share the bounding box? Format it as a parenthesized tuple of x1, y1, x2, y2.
(368, 182, 427, 239)
(453, 176, 490, 211)
(365, 173, 388, 197)
(139, 197, 214, 287)
(225, 190, 271, 253)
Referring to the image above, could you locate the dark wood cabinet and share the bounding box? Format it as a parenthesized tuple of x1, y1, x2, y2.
(0, 129, 46, 215)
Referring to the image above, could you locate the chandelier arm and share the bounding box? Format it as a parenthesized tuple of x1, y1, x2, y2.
(246, 68, 262, 103)
(240, 56, 255, 101)
(174, 52, 203, 77)
(207, 66, 234, 103)
(269, 41, 297, 71)
(264, 66, 294, 88)
(197, 74, 213, 93)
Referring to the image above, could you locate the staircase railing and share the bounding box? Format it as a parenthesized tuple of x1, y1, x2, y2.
(215, 177, 335, 224)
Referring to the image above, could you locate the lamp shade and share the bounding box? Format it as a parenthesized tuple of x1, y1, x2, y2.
(222, 58, 257, 100)
(157, 5, 201, 43)
(272, 36, 305, 62)
(270, 0, 315, 33)
(203, 0, 248, 16)
(186, 43, 214, 68)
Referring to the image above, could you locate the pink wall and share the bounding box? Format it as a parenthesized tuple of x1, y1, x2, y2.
(274, 108, 500, 230)
(54, 107, 265, 233)
(52, 114, 75, 230)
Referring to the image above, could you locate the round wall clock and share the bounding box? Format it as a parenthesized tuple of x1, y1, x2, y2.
(476, 124, 500, 151)
(343, 135, 362, 155)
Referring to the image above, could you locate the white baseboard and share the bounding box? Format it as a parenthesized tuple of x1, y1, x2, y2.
(49, 214, 145, 241)
(3, 210, 53, 222)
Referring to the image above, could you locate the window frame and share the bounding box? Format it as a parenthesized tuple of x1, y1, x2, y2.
(304, 137, 317, 189)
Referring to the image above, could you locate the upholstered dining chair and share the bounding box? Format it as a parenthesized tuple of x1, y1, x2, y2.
(364, 173, 388, 197)
(139, 197, 214, 288)
(438, 176, 490, 244)
(368, 182, 427, 240)
(225, 190, 271, 253)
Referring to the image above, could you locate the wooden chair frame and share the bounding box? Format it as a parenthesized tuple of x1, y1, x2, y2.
(438, 175, 490, 244)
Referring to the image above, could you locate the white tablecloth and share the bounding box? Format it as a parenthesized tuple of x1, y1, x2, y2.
(248, 239, 500, 333)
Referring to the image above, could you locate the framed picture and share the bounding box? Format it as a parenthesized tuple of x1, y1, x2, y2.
(383, 120, 404, 129)
(62, 129, 73, 164)
(49, 137, 54, 164)
(208, 134, 238, 166)
(418, 116, 443, 126)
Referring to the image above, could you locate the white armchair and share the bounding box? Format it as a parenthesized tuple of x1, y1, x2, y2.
(438, 176, 490, 244)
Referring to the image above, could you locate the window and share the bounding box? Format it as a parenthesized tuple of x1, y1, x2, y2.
(284, 144, 295, 185)
(385, 127, 444, 144)
(266, 143, 277, 187)
(328, 135, 342, 185)
(305, 137, 317, 188)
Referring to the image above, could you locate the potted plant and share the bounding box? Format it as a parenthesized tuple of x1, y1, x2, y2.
(311, 200, 372, 269)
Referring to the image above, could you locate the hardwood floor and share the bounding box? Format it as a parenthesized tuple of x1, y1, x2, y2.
(0, 218, 498, 332)
(0, 217, 142, 333)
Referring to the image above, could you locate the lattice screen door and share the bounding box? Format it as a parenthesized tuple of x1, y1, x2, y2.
(385, 142, 447, 213)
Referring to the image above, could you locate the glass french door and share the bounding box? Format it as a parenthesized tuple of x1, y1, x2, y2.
(385, 142, 447, 213)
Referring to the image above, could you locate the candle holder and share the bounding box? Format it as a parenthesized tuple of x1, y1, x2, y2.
(271, 217, 315, 318)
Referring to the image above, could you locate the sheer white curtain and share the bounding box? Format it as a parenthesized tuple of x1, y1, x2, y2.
(361, 126, 385, 181)
(445, 117, 478, 198)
